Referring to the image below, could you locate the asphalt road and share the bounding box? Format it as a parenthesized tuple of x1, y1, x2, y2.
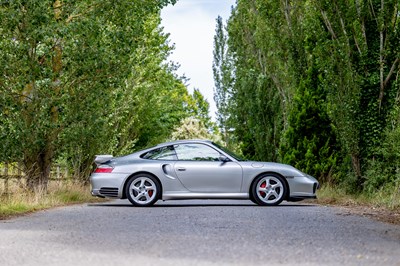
(0, 199, 399, 266)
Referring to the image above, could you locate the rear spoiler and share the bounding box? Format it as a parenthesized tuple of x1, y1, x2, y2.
(94, 155, 113, 165)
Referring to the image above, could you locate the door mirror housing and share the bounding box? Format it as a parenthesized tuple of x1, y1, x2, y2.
(219, 155, 231, 162)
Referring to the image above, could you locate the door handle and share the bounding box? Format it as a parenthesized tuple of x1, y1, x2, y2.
(176, 167, 186, 171)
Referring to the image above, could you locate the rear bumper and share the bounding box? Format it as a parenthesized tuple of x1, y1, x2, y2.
(91, 190, 105, 198)
(90, 172, 129, 198)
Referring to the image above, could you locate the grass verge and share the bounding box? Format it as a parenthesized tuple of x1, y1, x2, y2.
(315, 184, 400, 225)
(0, 182, 106, 220)
(1, 182, 399, 225)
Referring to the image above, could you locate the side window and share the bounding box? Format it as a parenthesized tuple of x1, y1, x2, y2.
(141, 146, 177, 160)
(174, 144, 221, 161)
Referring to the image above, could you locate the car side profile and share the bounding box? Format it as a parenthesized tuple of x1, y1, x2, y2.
(90, 140, 319, 206)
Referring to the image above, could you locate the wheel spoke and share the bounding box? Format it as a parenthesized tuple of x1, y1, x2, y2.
(145, 184, 155, 190)
(264, 190, 274, 200)
(133, 192, 143, 201)
(258, 187, 267, 193)
(145, 192, 151, 201)
(271, 183, 282, 190)
(139, 178, 146, 188)
(132, 185, 140, 193)
(270, 190, 279, 199)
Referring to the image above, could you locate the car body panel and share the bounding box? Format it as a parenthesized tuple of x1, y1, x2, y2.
(90, 140, 319, 204)
(174, 161, 243, 192)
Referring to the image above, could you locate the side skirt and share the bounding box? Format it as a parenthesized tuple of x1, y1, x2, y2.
(162, 192, 249, 200)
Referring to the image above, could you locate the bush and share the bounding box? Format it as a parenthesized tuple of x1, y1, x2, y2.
(364, 126, 400, 192)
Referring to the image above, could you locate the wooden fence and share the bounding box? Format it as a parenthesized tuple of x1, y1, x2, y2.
(0, 163, 70, 194)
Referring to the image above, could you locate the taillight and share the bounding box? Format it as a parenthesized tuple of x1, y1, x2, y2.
(94, 165, 114, 173)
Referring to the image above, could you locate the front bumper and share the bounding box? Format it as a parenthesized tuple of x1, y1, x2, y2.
(287, 175, 319, 198)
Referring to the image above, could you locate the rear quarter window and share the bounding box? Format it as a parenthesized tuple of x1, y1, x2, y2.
(141, 146, 177, 160)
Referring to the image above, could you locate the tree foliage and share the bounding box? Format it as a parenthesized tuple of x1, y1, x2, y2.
(169, 116, 219, 142)
(225, 1, 292, 161)
(0, 0, 204, 190)
(213, 16, 235, 148)
(311, 0, 400, 187)
(214, 0, 400, 190)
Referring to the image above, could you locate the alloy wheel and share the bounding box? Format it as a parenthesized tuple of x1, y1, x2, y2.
(255, 175, 285, 205)
(128, 176, 157, 206)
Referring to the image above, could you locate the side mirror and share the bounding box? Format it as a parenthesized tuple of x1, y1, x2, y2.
(219, 155, 231, 163)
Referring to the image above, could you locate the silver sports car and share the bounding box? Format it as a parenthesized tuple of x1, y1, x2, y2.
(90, 140, 319, 206)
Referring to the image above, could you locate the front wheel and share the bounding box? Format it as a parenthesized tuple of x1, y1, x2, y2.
(126, 174, 160, 207)
(251, 174, 287, 206)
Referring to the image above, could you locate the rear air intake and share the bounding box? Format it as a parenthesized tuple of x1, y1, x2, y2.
(99, 187, 119, 197)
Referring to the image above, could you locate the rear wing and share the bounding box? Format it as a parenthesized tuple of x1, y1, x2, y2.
(94, 155, 113, 165)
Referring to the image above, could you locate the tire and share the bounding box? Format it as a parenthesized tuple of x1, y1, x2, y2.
(249, 193, 258, 204)
(125, 174, 161, 207)
(251, 173, 287, 206)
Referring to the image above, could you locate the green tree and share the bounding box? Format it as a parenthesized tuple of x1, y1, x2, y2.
(226, 0, 292, 161)
(219, 0, 399, 191)
(108, 12, 190, 155)
(213, 16, 235, 148)
(190, 88, 213, 130)
(0, 0, 179, 190)
(312, 0, 400, 188)
(170, 117, 219, 142)
(280, 63, 338, 183)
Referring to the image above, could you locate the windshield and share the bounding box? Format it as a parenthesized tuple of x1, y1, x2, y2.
(212, 142, 246, 161)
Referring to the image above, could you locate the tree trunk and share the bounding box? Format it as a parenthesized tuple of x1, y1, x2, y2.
(351, 153, 364, 189)
(25, 147, 53, 193)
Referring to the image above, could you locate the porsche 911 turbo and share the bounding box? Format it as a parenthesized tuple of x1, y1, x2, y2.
(90, 140, 318, 206)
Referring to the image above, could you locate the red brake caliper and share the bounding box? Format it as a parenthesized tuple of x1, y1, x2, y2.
(260, 182, 266, 197)
(148, 190, 153, 197)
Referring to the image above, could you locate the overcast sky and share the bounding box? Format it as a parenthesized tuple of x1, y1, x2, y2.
(161, 0, 236, 120)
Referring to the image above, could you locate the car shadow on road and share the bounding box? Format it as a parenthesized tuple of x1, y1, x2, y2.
(87, 201, 318, 208)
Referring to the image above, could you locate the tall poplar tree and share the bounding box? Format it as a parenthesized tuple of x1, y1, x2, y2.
(213, 16, 235, 148)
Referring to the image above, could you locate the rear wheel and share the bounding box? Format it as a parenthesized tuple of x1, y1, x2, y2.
(251, 174, 287, 206)
(126, 174, 160, 207)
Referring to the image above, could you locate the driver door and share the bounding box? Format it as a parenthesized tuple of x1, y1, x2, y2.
(173, 143, 242, 193)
